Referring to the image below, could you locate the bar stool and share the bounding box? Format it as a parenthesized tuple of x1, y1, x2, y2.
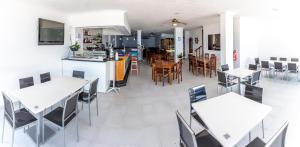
(131, 56, 138, 75)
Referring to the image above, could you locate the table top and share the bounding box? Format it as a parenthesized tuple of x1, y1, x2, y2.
(8, 77, 88, 114)
(225, 68, 255, 78)
(154, 60, 176, 68)
(192, 92, 272, 147)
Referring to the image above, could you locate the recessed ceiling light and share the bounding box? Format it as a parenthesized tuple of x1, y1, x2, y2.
(272, 8, 280, 12)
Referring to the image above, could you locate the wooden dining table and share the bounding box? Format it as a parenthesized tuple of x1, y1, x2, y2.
(152, 60, 177, 85)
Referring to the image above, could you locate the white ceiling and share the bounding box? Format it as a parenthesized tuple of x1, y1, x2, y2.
(27, 0, 292, 34)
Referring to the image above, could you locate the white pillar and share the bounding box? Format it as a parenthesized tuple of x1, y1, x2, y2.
(174, 27, 184, 62)
(220, 12, 234, 69)
(137, 30, 142, 46)
(184, 30, 190, 58)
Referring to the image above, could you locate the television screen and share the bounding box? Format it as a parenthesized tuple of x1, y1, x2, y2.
(38, 18, 64, 45)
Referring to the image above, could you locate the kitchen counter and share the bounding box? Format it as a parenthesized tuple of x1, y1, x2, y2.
(62, 58, 113, 92)
(62, 57, 107, 62)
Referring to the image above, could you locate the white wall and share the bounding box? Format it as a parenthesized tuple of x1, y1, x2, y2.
(184, 31, 190, 58)
(238, 17, 259, 68)
(203, 23, 221, 66)
(257, 16, 300, 60)
(174, 27, 184, 62)
(220, 12, 234, 69)
(191, 28, 203, 51)
(0, 1, 70, 105)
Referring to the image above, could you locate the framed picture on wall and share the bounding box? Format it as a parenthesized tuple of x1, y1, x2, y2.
(208, 34, 220, 51)
(195, 37, 198, 44)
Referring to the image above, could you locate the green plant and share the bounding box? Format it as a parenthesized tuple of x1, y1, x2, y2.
(69, 42, 80, 52)
(177, 53, 183, 59)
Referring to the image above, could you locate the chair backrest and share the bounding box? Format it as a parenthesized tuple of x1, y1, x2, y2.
(188, 85, 207, 104)
(176, 111, 198, 147)
(72, 70, 85, 79)
(221, 64, 229, 71)
(270, 57, 277, 61)
(63, 91, 80, 124)
(261, 61, 270, 69)
(89, 78, 99, 98)
(255, 58, 260, 65)
(287, 63, 297, 71)
(210, 56, 217, 68)
(291, 58, 299, 62)
(274, 62, 283, 70)
(249, 64, 258, 71)
(19, 77, 34, 89)
(244, 85, 263, 103)
(217, 71, 227, 85)
(252, 71, 261, 84)
(2, 92, 15, 124)
(204, 53, 209, 59)
(266, 121, 289, 147)
(40, 72, 51, 83)
(279, 58, 287, 61)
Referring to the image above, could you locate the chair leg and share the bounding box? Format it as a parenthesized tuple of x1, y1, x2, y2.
(1, 116, 5, 143)
(96, 96, 99, 116)
(81, 102, 83, 110)
(11, 127, 14, 147)
(76, 113, 79, 142)
(63, 128, 65, 147)
(262, 120, 265, 138)
(88, 103, 91, 126)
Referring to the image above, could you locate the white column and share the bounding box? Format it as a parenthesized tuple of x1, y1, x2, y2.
(184, 30, 190, 58)
(174, 27, 184, 62)
(137, 30, 142, 46)
(220, 12, 234, 69)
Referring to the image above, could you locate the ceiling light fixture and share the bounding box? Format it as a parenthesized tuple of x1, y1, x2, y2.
(272, 8, 280, 12)
(172, 23, 178, 27)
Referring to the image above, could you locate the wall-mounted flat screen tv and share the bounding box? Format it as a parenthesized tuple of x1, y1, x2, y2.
(208, 34, 220, 51)
(38, 18, 64, 45)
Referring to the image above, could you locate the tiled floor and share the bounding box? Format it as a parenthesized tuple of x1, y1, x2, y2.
(1, 61, 300, 147)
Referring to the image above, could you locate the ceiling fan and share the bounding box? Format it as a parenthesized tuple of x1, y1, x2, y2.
(170, 18, 187, 27)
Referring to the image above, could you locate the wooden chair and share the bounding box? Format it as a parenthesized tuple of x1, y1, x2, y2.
(155, 65, 169, 86)
(177, 59, 183, 83)
(204, 53, 209, 59)
(206, 56, 217, 78)
(131, 56, 138, 75)
(189, 55, 195, 73)
(195, 58, 205, 76)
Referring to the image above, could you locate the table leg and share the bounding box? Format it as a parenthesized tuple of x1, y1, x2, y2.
(204, 62, 207, 77)
(238, 78, 241, 94)
(249, 132, 251, 142)
(169, 67, 172, 85)
(36, 112, 43, 147)
(27, 111, 55, 146)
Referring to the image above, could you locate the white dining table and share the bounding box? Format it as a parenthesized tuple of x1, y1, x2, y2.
(8, 76, 89, 147)
(225, 68, 256, 94)
(192, 92, 272, 147)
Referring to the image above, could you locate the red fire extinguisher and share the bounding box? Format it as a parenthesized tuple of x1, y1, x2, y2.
(233, 49, 237, 61)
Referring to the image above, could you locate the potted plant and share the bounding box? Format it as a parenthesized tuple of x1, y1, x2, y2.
(177, 53, 183, 60)
(69, 42, 80, 57)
